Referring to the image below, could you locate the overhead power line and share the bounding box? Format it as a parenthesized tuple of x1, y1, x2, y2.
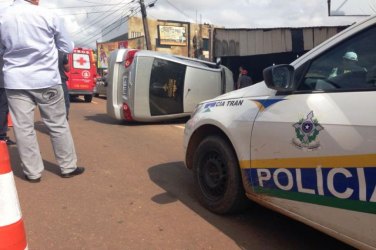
(48, 2, 135, 9)
(59, 10, 129, 16)
(74, 4, 140, 45)
(165, 0, 193, 20)
(75, 0, 158, 47)
(74, 0, 124, 3)
(76, 7, 141, 47)
(67, 0, 157, 47)
(69, 0, 137, 37)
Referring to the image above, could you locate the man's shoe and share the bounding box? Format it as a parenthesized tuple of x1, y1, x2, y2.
(24, 175, 41, 183)
(61, 167, 85, 178)
(5, 138, 16, 145)
(0, 137, 16, 145)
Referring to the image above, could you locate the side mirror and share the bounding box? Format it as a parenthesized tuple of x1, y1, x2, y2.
(263, 64, 295, 91)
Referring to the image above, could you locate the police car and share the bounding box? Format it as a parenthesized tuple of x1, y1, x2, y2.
(184, 15, 376, 249)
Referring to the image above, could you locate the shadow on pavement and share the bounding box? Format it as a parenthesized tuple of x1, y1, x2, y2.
(93, 96, 107, 100)
(8, 145, 64, 180)
(69, 97, 90, 103)
(84, 114, 124, 125)
(148, 161, 355, 250)
(84, 114, 189, 126)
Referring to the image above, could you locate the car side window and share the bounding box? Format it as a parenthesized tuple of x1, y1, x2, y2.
(298, 25, 376, 91)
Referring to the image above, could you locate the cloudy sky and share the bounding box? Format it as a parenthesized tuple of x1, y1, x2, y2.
(0, 0, 371, 48)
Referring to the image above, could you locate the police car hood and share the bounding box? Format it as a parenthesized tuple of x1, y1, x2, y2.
(209, 81, 276, 102)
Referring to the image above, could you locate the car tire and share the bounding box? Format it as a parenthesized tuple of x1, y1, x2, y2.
(84, 95, 93, 102)
(193, 136, 249, 214)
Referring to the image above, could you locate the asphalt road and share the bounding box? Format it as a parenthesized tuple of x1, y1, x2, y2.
(7, 96, 354, 250)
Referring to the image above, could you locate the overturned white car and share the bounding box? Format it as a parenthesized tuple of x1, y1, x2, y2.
(106, 49, 234, 122)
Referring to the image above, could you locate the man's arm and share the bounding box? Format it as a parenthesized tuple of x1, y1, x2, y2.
(53, 16, 74, 53)
(0, 40, 5, 56)
(63, 54, 69, 72)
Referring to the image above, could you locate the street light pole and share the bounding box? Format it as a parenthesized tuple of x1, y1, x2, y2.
(140, 0, 152, 50)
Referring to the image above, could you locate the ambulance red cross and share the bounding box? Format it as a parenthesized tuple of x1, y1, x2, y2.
(75, 56, 88, 66)
(184, 15, 376, 249)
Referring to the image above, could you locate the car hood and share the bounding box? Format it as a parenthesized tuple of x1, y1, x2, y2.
(208, 81, 276, 102)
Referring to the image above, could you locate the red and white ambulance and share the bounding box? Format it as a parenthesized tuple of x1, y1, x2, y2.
(66, 48, 97, 102)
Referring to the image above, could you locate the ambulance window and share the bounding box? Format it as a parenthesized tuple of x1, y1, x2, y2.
(298, 25, 376, 91)
(149, 58, 186, 116)
(73, 53, 91, 70)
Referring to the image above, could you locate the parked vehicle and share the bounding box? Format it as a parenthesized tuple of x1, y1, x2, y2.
(184, 15, 376, 249)
(66, 48, 97, 102)
(106, 49, 234, 122)
(93, 75, 107, 98)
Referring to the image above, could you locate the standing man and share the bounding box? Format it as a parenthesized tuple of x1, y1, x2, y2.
(0, 0, 85, 183)
(0, 57, 15, 145)
(58, 51, 70, 120)
(0, 2, 15, 146)
(238, 68, 253, 89)
(236, 66, 244, 90)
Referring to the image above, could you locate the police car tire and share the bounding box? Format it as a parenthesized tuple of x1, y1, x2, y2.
(193, 136, 248, 214)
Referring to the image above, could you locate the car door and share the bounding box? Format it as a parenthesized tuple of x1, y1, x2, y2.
(249, 24, 376, 246)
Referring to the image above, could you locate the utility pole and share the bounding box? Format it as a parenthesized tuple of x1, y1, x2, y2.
(139, 0, 152, 50)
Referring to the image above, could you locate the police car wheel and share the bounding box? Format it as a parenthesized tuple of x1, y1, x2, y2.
(193, 136, 247, 214)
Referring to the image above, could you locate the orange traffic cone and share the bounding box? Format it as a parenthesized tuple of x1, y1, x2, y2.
(7, 113, 13, 127)
(0, 141, 28, 250)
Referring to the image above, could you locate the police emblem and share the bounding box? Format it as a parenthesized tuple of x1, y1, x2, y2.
(292, 111, 324, 149)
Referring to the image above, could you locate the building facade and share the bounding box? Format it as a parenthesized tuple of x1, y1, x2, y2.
(98, 15, 348, 84)
(212, 26, 348, 83)
(97, 16, 213, 68)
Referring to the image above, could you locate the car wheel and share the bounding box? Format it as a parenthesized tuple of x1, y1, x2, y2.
(193, 136, 248, 214)
(84, 95, 93, 102)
